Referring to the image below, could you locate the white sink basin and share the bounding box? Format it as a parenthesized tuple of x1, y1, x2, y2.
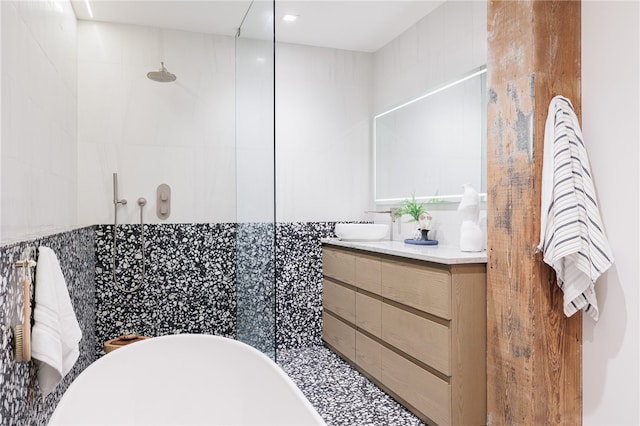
(334, 223, 389, 241)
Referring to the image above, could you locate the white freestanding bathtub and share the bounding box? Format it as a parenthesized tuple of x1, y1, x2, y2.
(49, 334, 326, 425)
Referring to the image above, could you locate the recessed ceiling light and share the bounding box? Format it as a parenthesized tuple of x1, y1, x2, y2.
(282, 14, 298, 22)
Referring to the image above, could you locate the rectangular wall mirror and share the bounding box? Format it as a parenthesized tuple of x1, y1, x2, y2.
(374, 66, 487, 204)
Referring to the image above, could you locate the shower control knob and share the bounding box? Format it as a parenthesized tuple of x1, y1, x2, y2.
(156, 184, 171, 220)
(138, 197, 147, 206)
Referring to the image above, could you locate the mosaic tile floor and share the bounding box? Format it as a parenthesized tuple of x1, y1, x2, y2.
(278, 345, 426, 426)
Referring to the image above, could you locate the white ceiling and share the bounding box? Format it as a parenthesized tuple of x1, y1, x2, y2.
(70, 0, 445, 52)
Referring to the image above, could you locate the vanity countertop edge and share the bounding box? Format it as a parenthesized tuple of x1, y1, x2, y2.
(321, 238, 487, 265)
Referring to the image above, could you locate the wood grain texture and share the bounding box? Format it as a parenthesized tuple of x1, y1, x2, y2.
(381, 303, 451, 375)
(381, 344, 451, 426)
(323, 278, 356, 323)
(356, 331, 382, 380)
(322, 311, 356, 362)
(486, 1, 582, 424)
(355, 292, 382, 337)
(322, 247, 487, 425)
(450, 264, 487, 426)
(381, 259, 452, 319)
(322, 247, 355, 285)
(355, 253, 382, 294)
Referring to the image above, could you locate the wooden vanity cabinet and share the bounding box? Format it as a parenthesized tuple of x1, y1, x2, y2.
(322, 245, 486, 426)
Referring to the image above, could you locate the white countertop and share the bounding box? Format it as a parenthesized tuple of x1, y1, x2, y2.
(321, 238, 487, 265)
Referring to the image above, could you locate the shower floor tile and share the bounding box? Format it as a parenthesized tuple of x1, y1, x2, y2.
(278, 345, 426, 426)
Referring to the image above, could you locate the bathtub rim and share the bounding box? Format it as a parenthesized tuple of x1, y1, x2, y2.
(49, 333, 326, 425)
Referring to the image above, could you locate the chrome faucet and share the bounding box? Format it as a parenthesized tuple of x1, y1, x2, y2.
(365, 208, 401, 240)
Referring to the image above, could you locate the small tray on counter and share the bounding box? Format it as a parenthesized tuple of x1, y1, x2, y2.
(404, 239, 438, 246)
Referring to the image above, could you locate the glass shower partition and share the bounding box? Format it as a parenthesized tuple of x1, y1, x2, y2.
(235, 1, 277, 359)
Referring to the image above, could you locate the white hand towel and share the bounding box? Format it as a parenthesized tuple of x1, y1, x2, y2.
(538, 96, 614, 321)
(31, 246, 82, 397)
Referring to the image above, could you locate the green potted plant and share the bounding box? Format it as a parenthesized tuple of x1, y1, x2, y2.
(397, 193, 432, 240)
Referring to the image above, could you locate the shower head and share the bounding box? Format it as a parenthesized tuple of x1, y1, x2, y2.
(147, 62, 176, 83)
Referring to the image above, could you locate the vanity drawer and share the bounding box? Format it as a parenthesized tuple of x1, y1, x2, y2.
(322, 311, 355, 362)
(323, 279, 355, 323)
(381, 259, 451, 319)
(322, 244, 486, 426)
(382, 303, 451, 375)
(355, 292, 381, 338)
(356, 331, 381, 380)
(355, 253, 381, 294)
(381, 345, 451, 426)
(323, 247, 355, 284)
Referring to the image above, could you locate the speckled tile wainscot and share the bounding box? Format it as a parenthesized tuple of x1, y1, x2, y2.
(96, 221, 364, 354)
(94, 223, 237, 356)
(0, 227, 96, 426)
(276, 222, 368, 349)
(237, 223, 276, 357)
(278, 346, 426, 426)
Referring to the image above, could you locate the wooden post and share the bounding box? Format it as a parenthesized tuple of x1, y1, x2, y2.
(486, 1, 582, 424)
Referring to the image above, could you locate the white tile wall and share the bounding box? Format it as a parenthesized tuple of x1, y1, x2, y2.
(2, 1, 485, 243)
(77, 21, 236, 225)
(236, 38, 275, 224)
(275, 43, 373, 222)
(70, 19, 402, 227)
(372, 0, 487, 248)
(374, 0, 486, 113)
(1, 0, 78, 244)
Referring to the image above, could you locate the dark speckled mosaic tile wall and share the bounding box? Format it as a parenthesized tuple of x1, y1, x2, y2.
(94, 223, 237, 355)
(0, 221, 352, 424)
(276, 222, 338, 349)
(0, 227, 96, 426)
(237, 223, 276, 357)
(94, 221, 340, 355)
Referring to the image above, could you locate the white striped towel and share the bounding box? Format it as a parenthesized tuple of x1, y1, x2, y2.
(537, 95, 613, 321)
